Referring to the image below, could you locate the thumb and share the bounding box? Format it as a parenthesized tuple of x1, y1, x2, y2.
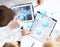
(47, 36, 52, 41)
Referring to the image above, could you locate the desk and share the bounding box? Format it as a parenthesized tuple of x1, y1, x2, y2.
(21, 35, 43, 47)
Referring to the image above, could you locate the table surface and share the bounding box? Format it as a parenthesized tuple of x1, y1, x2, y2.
(21, 35, 43, 47)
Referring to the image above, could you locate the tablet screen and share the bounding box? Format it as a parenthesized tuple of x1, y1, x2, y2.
(12, 3, 34, 22)
(30, 14, 57, 42)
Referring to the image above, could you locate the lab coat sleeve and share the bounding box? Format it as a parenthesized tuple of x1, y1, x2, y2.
(12, 28, 22, 41)
(0, 26, 13, 47)
(6, 26, 22, 42)
(0, 26, 22, 47)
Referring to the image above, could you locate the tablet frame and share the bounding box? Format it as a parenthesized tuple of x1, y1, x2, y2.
(30, 15, 57, 42)
(12, 3, 34, 22)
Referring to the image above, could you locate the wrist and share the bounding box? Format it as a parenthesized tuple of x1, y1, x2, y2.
(8, 24, 14, 30)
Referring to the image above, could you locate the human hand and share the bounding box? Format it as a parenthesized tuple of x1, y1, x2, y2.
(8, 19, 21, 30)
(43, 36, 60, 47)
(56, 36, 60, 42)
(21, 29, 31, 36)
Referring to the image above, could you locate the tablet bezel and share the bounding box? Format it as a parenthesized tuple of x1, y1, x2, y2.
(12, 3, 34, 22)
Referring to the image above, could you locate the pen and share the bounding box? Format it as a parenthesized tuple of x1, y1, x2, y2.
(31, 42, 35, 47)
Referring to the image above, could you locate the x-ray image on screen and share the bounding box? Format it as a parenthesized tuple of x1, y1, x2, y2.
(12, 3, 34, 22)
(30, 14, 57, 42)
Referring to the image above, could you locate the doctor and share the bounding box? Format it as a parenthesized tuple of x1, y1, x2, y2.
(0, 5, 31, 47)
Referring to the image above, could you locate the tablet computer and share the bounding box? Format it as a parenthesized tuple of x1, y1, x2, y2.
(51, 29, 60, 41)
(30, 14, 57, 42)
(12, 3, 34, 22)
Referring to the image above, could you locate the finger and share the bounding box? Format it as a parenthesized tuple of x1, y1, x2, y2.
(47, 36, 52, 40)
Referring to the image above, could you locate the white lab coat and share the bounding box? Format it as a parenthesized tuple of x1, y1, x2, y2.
(0, 0, 21, 8)
(0, 26, 22, 47)
(0, 0, 32, 8)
